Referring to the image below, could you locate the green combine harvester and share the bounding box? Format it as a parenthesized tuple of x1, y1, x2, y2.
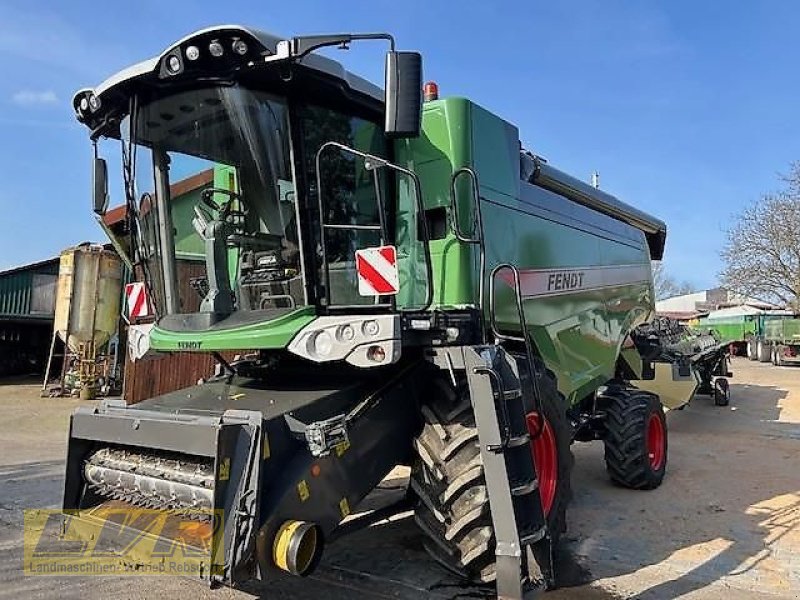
(65, 25, 696, 598)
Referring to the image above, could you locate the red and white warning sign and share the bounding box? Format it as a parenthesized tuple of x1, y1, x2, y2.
(355, 245, 399, 296)
(125, 282, 155, 319)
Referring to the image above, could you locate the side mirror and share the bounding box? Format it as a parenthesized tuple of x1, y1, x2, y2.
(93, 157, 109, 215)
(384, 51, 422, 138)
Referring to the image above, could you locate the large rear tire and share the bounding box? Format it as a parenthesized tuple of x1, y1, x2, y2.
(601, 386, 667, 490)
(411, 365, 573, 585)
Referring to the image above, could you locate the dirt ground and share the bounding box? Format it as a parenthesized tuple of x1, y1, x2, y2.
(0, 358, 798, 599)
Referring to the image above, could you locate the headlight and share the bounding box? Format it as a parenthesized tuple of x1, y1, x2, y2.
(185, 45, 200, 61)
(337, 324, 355, 342)
(313, 331, 333, 357)
(362, 320, 379, 337)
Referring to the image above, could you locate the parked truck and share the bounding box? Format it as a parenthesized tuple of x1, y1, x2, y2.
(740, 312, 798, 364)
(758, 317, 800, 366)
(64, 25, 691, 598)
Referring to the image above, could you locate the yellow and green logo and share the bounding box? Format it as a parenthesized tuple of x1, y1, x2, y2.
(23, 507, 224, 577)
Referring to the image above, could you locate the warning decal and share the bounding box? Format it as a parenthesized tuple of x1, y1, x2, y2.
(125, 282, 154, 319)
(355, 245, 399, 296)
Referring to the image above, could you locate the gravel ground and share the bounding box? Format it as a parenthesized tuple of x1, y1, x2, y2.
(0, 357, 798, 599)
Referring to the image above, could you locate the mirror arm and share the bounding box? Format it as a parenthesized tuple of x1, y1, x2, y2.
(289, 32, 395, 58)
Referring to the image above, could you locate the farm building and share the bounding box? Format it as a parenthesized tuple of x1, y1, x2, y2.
(0, 257, 60, 376)
(656, 287, 779, 321)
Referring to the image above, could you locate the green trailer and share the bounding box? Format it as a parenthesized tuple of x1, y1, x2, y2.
(737, 312, 797, 363)
(60, 25, 693, 598)
(761, 317, 800, 366)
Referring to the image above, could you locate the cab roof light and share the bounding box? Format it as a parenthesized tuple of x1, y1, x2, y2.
(209, 40, 224, 57)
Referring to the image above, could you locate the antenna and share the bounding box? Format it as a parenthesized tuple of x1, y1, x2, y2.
(591, 171, 600, 189)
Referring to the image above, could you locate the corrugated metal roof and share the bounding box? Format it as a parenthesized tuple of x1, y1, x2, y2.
(0, 257, 59, 278)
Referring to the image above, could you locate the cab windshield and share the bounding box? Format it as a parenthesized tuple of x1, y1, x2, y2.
(121, 83, 398, 326)
(122, 85, 301, 319)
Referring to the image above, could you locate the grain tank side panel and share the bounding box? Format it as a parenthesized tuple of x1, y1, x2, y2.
(468, 103, 654, 405)
(394, 98, 476, 309)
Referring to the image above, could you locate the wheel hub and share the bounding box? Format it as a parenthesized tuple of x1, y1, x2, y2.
(527, 412, 558, 517)
(646, 414, 666, 470)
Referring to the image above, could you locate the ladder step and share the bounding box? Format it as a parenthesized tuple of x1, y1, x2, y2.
(510, 479, 539, 496)
(505, 433, 531, 448)
(519, 526, 548, 546)
(487, 433, 531, 453)
(496, 388, 523, 401)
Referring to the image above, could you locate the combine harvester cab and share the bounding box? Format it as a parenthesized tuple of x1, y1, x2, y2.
(63, 24, 700, 599)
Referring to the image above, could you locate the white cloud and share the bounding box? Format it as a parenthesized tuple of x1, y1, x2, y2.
(11, 90, 59, 107)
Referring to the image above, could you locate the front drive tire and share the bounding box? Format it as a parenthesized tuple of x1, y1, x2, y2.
(601, 386, 667, 490)
(411, 367, 573, 586)
(714, 378, 730, 407)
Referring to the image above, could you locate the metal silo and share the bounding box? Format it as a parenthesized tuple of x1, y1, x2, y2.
(44, 245, 122, 398)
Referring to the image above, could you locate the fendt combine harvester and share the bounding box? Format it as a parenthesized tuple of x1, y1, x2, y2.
(66, 25, 688, 598)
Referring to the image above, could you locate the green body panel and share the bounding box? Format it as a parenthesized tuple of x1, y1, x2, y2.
(150, 97, 655, 403)
(172, 187, 206, 258)
(764, 317, 800, 344)
(149, 306, 315, 351)
(394, 98, 474, 308)
(401, 99, 653, 404)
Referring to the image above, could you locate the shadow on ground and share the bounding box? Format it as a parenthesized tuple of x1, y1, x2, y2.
(243, 377, 799, 599)
(561, 376, 799, 598)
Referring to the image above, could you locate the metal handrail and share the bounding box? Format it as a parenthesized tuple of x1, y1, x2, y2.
(315, 141, 434, 311)
(489, 263, 544, 428)
(472, 364, 511, 447)
(450, 167, 486, 340)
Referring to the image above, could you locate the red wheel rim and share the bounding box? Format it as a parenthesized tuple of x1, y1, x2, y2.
(527, 412, 558, 517)
(646, 413, 665, 470)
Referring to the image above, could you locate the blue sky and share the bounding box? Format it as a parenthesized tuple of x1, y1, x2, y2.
(1, 1, 798, 288)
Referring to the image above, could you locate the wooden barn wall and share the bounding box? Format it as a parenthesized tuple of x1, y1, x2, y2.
(122, 260, 243, 404)
(123, 350, 241, 404)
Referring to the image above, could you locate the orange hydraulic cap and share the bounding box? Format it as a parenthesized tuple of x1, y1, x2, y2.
(423, 81, 439, 102)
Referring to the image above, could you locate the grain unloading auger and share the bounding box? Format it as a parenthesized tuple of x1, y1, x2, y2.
(65, 24, 692, 598)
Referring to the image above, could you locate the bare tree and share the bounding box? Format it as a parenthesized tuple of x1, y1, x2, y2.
(720, 164, 800, 309)
(652, 261, 697, 300)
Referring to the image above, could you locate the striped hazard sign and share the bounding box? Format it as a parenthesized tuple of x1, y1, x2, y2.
(355, 245, 399, 296)
(125, 282, 155, 319)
